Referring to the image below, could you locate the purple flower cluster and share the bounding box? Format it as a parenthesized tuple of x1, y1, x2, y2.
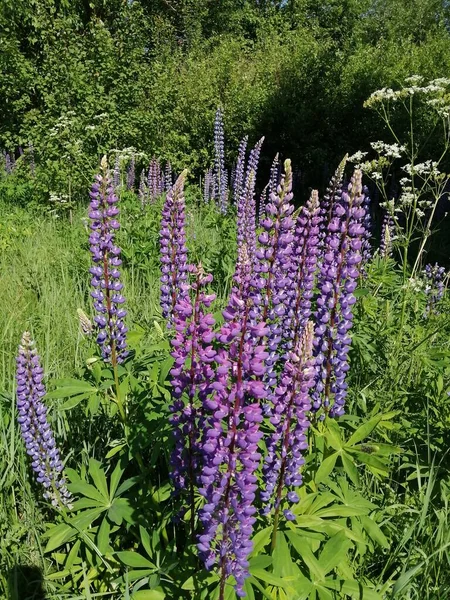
(423, 263, 446, 317)
(88, 156, 128, 364)
(160, 171, 189, 322)
(232, 136, 248, 206)
(16, 332, 71, 507)
(204, 168, 215, 204)
(139, 168, 147, 206)
(213, 107, 228, 213)
(169, 265, 216, 493)
(268, 153, 280, 194)
(261, 322, 315, 519)
(147, 157, 165, 203)
(313, 169, 368, 417)
(198, 276, 268, 597)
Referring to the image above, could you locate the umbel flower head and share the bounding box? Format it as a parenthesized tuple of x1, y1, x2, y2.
(88, 156, 128, 364)
(16, 332, 71, 507)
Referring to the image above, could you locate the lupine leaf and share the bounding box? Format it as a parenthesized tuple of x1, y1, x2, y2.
(117, 551, 157, 569)
(318, 531, 352, 574)
(89, 458, 109, 500)
(314, 453, 338, 484)
(346, 415, 382, 446)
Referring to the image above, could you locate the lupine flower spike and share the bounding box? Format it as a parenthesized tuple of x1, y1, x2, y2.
(423, 263, 447, 317)
(160, 170, 190, 323)
(380, 211, 394, 258)
(88, 156, 128, 365)
(198, 248, 268, 598)
(16, 332, 72, 507)
(313, 169, 367, 417)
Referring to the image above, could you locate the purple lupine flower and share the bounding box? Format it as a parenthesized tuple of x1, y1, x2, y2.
(261, 321, 315, 519)
(252, 160, 296, 391)
(232, 135, 248, 206)
(220, 168, 229, 214)
(160, 170, 190, 322)
(213, 107, 226, 211)
(268, 153, 280, 194)
(126, 154, 135, 190)
(16, 332, 72, 507)
(283, 189, 321, 350)
(88, 156, 128, 364)
(148, 157, 162, 203)
(236, 137, 265, 267)
(423, 263, 446, 317)
(165, 161, 173, 190)
(169, 266, 216, 537)
(139, 168, 147, 206)
(361, 188, 372, 267)
(313, 169, 367, 417)
(198, 251, 268, 597)
(380, 211, 394, 258)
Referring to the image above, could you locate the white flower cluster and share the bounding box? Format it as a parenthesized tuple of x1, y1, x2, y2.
(371, 141, 405, 158)
(402, 160, 441, 177)
(347, 150, 368, 163)
(365, 77, 450, 108)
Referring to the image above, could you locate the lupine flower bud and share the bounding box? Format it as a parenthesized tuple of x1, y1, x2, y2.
(313, 169, 367, 417)
(88, 156, 128, 364)
(380, 211, 394, 258)
(160, 170, 190, 322)
(139, 168, 147, 206)
(165, 160, 172, 190)
(268, 153, 280, 194)
(16, 332, 72, 507)
(213, 107, 227, 213)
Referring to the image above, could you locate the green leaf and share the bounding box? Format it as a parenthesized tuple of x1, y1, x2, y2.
(117, 551, 157, 569)
(341, 452, 359, 486)
(359, 515, 389, 549)
(392, 564, 423, 595)
(286, 533, 326, 582)
(44, 524, 76, 552)
(45, 380, 97, 399)
(97, 518, 111, 555)
(323, 579, 383, 600)
(251, 526, 272, 555)
(67, 481, 108, 504)
(315, 453, 338, 484)
(109, 497, 135, 525)
(131, 591, 165, 600)
(318, 532, 352, 574)
(60, 393, 91, 410)
(89, 458, 109, 500)
(250, 568, 287, 587)
(346, 415, 382, 447)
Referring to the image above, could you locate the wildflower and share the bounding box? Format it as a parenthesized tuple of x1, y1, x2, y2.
(16, 332, 72, 507)
(88, 156, 128, 364)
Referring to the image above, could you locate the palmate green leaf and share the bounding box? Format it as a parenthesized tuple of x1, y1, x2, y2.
(341, 452, 360, 486)
(250, 568, 287, 587)
(67, 481, 108, 505)
(60, 393, 92, 410)
(181, 571, 219, 590)
(359, 515, 389, 549)
(318, 531, 352, 574)
(323, 579, 383, 600)
(249, 555, 272, 570)
(69, 507, 106, 531)
(285, 532, 326, 582)
(44, 523, 77, 552)
(45, 379, 98, 399)
(88, 458, 109, 500)
(346, 415, 383, 446)
(314, 453, 338, 484)
(97, 517, 111, 555)
(109, 497, 135, 525)
(272, 532, 296, 578)
(117, 551, 157, 569)
(324, 419, 343, 451)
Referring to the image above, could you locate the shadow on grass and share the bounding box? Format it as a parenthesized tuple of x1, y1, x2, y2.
(8, 565, 46, 600)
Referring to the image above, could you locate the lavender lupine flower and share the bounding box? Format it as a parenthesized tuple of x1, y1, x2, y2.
(261, 321, 315, 520)
(232, 135, 248, 206)
(423, 263, 446, 317)
(148, 157, 162, 203)
(165, 160, 172, 190)
(361, 189, 372, 267)
(139, 168, 147, 206)
(160, 170, 190, 322)
(313, 169, 367, 417)
(268, 153, 280, 194)
(252, 160, 296, 390)
(16, 332, 72, 507)
(380, 211, 394, 258)
(283, 190, 321, 349)
(220, 169, 229, 214)
(89, 156, 128, 364)
(198, 252, 268, 597)
(127, 154, 135, 190)
(169, 266, 216, 491)
(213, 107, 226, 210)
